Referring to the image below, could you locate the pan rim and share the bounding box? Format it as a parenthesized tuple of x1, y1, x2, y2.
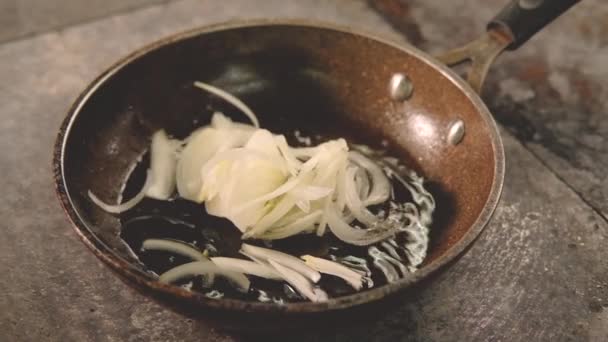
(53, 19, 505, 314)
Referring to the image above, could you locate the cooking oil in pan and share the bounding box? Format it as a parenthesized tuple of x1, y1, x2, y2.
(119, 136, 435, 303)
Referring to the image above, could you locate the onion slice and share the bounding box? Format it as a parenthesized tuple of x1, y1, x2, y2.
(326, 206, 396, 246)
(243, 195, 297, 238)
(240, 244, 320, 283)
(158, 261, 250, 293)
(268, 260, 328, 302)
(88, 171, 150, 214)
(343, 167, 378, 226)
(142, 239, 205, 261)
(348, 151, 390, 205)
(194, 81, 259, 128)
(210, 257, 281, 280)
(275, 135, 301, 176)
(301, 255, 364, 290)
(146, 130, 179, 200)
(259, 210, 323, 240)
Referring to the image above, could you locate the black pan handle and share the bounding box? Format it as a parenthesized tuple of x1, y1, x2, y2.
(436, 0, 579, 92)
(488, 0, 580, 50)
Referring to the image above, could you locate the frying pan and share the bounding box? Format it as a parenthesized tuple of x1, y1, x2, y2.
(53, 0, 578, 330)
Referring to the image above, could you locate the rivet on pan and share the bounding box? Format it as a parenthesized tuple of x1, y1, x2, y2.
(389, 73, 413, 101)
(519, 0, 543, 10)
(447, 120, 465, 145)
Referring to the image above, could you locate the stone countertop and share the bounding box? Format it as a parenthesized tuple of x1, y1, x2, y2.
(0, 0, 606, 341)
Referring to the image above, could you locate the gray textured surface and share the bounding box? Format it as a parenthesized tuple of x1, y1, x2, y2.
(372, 0, 608, 219)
(0, 0, 606, 341)
(0, 0, 171, 43)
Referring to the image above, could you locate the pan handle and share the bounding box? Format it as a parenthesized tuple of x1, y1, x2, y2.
(490, 0, 580, 50)
(436, 0, 579, 93)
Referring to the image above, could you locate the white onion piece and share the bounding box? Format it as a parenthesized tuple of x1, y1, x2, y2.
(244, 195, 296, 238)
(210, 111, 233, 129)
(301, 255, 364, 290)
(290, 185, 333, 201)
(273, 207, 308, 227)
(268, 260, 328, 302)
(142, 239, 205, 261)
(204, 152, 287, 232)
(313, 153, 346, 186)
(158, 260, 250, 293)
(315, 196, 331, 236)
(348, 151, 390, 205)
(176, 125, 251, 201)
(146, 130, 179, 200)
(275, 135, 301, 176)
(193, 81, 260, 128)
(240, 244, 321, 283)
(210, 257, 281, 280)
(295, 199, 311, 213)
(260, 210, 323, 240)
(344, 167, 378, 226)
(334, 167, 348, 214)
(239, 250, 269, 266)
(232, 147, 325, 216)
(232, 176, 300, 216)
(291, 146, 319, 159)
(355, 168, 371, 201)
(88, 171, 150, 214)
(199, 148, 285, 202)
(245, 129, 283, 159)
(326, 206, 396, 246)
(210, 111, 256, 132)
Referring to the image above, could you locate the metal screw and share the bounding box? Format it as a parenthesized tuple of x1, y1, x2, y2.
(519, 0, 543, 10)
(389, 73, 413, 101)
(447, 119, 465, 145)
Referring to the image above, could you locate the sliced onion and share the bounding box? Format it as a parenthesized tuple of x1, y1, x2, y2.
(290, 185, 333, 201)
(334, 166, 348, 214)
(291, 184, 332, 214)
(348, 151, 390, 205)
(243, 195, 296, 238)
(194, 81, 260, 128)
(146, 130, 179, 200)
(344, 167, 378, 226)
(239, 250, 269, 266)
(240, 244, 321, 283)
(210, 111, 233, 129)
(259, 210, 322, 240)
(355, 168, 371, 201)
(315, 195, 332, 236)
(291, 146, 319, 159)
(326, 206, 397, 246)
(273, 207, 308, 227)
(176, 126, 251, 201)
(295, 199, 311, 213)
(232, 176, 300, 216)
(301, 255, 364, 290)
(232, 148, 325, 216)
(88, 171, 150, 214)
(267, 260, 328, 302)
(210, 257, 281, 280)
(158, 260, 250, 293)
(142, 239, 205, 261)
(313, 152, 346, 186)
(204, 154, 287, 232)
(210, 111, 256, 132)
(198, 148, 285, 202)
(275, 135, 301, 176)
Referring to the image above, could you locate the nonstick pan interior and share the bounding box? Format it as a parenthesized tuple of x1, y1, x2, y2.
(55, 22, 503, 316)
